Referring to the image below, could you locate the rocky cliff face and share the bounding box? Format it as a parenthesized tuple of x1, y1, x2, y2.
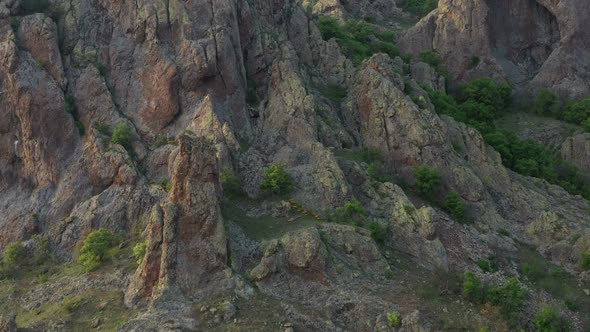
(1, 0, 590, 330)
(401, 0, 590, 98)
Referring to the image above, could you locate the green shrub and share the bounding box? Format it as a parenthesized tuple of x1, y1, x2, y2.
(443, 192, 465, 223)
(112, 124, 133, 150)
(78, 229, 116, 272)
(387, 310, 400, 327)
(344, 199, 367, 216)
(65, 95, 75, 114)
(532, 89, 560, 116)
(260, 164, 293, 196)
(320, 83, 348, 102)
(95, 122, 112, 136)
(2, 241, 26, 270)
(563, 98, 590, 125)
(318, 17, 399, 65)
(325, 199, 367, 225)
(583, 118, 590, 132)
(133, 242, 147, 265)
(221, 172, 242, 197)
(457, 78, 512, 114)
(486, 278, 528, 322)
(399, 0, 438, 17)
(368, 222, 387, 244)
(413, 165, 441, 198)
(463, 272, 484, 303)
(477, 256, 499, 273)
(534, 306, 571, 332)
(420, 50, 448, 78)
(159, 179, 172, 192)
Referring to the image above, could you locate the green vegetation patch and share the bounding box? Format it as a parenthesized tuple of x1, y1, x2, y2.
(398, 0, 438, 18)
(16, 289, 136, 331)
(260, 164, 293, 196)
(428, 79, 590, 200)
(78, 229, 117, 272)
(318, 17, 399, 65)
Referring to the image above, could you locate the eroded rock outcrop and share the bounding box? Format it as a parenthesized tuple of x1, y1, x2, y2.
(125, 135, 229, 308)
(401, 0, 590, 98)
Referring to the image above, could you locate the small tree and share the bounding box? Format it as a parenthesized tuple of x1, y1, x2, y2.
(413, 165, 441, 198)
(221, 172, 242, 198)
(387, 310, 400, 328)
(78, 229, 116, 272)
(260, 164, 293, 196)
(112, 124, 133, 150)
(463, 272, 484, 303)
(133, 242, 147, 265)
(534, 306, 571, 332)
(443, 192, 466, 223)
(2, 241, 26, 270)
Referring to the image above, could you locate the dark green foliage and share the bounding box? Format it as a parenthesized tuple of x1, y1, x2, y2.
(486, 278, 528, 322)
(318, 17, 399, 65)
(563, 98, 590, 130)
(75, 120, 85, 136)
(320, 84, 348, 102)
(463, 273, 528, 324)
(112, 124, 133, 150)
(78, 229, 116, 272)
(260, 164, 293, 196)
(534, 306, 571, 332)
(457, 78, 512, 114)
(428, 80, 590, 201)
(462, 272, 484, 303)
(477, 256, 499, 273)
(221, 172, 243, 198)
(325, 199, 367, 225)
(368, 222, 387, 244)
(470, 56, 481, 68)
(399, 0, 438, 17)
(419, 50, 448, 78)
(21, 0, 51, 14)
(413, 165, 441, 198)
(443, 191, 466, 222)
(344, 199, 367, 216)
(65, 95, 75, 114)
(2, 241, 26, 270)
(95, 122, 112, 136)
(532, 89, 561, 116)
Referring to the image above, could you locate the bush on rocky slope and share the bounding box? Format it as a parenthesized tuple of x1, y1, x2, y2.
(413, 165, 441, 198)
(318, 17, 399, 65)
(533, 306, 571, 332)
(260, 164, 293, 196)
(428, 80, 590, 200)
(399, 0, 438, 18)
(78, 229, 116, 272)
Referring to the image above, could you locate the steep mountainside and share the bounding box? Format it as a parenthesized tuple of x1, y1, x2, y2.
(0, 0, 590, 331)
(401, 0, 590, 98)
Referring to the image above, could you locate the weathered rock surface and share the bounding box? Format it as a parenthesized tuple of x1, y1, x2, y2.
(125, 135, 229, 308)
(401, 0, 590, 98)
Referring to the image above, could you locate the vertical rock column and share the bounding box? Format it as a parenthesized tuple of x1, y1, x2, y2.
(125, 135, 228, 308)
